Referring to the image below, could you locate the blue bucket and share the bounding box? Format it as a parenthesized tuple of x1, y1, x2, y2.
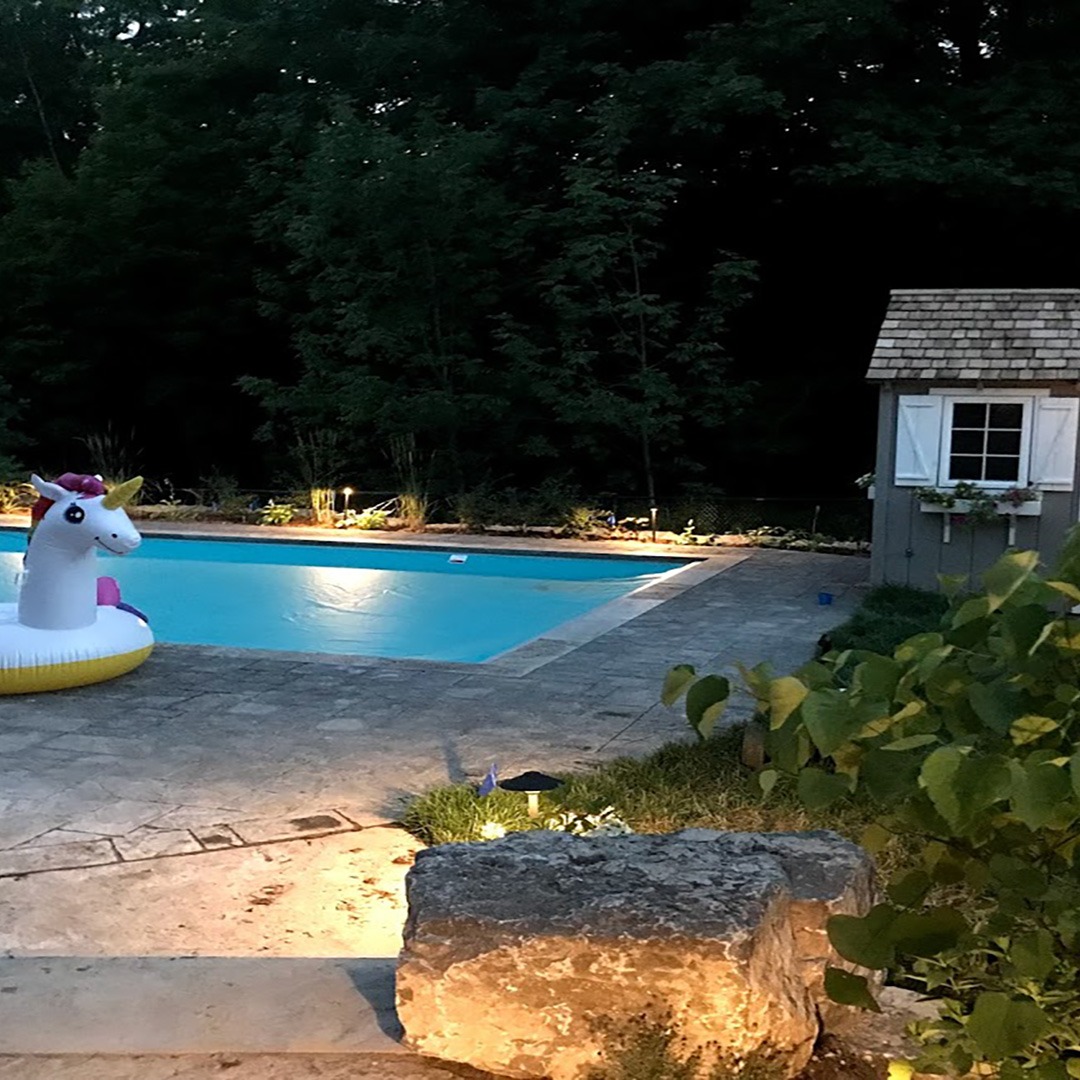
(818, 591, 834, 606)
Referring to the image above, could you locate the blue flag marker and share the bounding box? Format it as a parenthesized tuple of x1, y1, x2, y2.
(477, 763, 498, 797)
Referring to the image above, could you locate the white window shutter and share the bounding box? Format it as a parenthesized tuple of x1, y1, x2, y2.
(894, 395, 943, 486)
(1030, 397, 1079, 491)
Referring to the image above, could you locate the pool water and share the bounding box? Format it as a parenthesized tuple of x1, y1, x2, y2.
(0, 533, 686, 662)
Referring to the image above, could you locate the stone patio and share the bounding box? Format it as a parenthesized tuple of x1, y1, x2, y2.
(0, 542, 866, 879)
(0, 540, 865, 879)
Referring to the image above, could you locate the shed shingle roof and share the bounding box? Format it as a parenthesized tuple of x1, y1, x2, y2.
(866, 289, 1080, 381)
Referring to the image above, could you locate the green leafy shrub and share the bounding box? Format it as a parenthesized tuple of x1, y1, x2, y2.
(198, 470, 240, 507)
(215, 494, 260, 523)
(560, 505, 610, 538)
(667, 532, 1080, 1077)
(336, 507, 390, 530)
(740, 526, 870, 556)
(450, 489, 500, 529)
(452, 480, 579, 531)
(828, 585, 949, 655)
(129, 503, 203, 521)
(398, 491, 429, 531)
(258, 500, 295, 526)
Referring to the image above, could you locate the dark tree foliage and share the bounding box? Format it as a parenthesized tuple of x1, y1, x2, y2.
(0, 0, 1078, 496)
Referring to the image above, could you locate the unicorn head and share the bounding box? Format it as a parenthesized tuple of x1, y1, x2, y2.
(18, 473, 145, 630)
(29, 473, 143, 556)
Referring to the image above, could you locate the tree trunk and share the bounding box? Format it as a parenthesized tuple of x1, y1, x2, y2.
(626, 224, 657, 505)
(16, 39, 63, 172)
(640, 425, 657, 508)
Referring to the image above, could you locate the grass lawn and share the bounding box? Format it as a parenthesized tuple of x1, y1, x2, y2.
(402, 728, 889, 864)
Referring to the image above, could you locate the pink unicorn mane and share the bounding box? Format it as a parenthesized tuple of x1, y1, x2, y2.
(29, 473, 108, 532)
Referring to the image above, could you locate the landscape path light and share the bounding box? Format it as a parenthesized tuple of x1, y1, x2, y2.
(498, 771, 563, 818)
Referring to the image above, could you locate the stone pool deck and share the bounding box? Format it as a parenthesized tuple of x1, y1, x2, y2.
(0, 525, 868, 879)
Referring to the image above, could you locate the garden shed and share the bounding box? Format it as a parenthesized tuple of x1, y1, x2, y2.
(867, 289, 1080, 588)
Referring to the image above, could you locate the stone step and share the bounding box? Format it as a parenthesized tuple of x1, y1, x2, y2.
(0, 957, 404, 1055)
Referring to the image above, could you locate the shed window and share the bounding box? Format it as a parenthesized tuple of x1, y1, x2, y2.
(895, 392, 1079, 492)
(947, 402, 1024, 483)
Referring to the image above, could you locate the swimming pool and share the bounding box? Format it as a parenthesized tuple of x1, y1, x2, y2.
(0, 532, 687, 662)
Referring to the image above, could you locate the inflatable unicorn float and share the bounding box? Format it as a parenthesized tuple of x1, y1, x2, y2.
(0, 472, 153, 694)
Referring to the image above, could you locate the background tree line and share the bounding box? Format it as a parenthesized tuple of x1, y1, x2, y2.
(2, 0, 1079, 500)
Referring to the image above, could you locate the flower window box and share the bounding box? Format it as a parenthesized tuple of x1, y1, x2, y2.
(917, 498, 1042, 519)
(917, 489, 1041, 544)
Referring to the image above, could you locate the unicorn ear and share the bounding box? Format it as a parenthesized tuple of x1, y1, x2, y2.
(30, 474, 69, 502)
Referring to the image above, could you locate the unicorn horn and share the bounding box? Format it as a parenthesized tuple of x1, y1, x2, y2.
(102, 476, 144, 509)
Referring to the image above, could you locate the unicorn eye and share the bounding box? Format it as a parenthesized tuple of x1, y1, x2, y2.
(64, 504, 85, 524)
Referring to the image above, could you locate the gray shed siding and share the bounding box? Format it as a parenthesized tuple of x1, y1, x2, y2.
(871, 383, 1080, 589)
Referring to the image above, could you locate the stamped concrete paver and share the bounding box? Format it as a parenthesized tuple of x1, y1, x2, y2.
(228, 811, 354, 845)
(0, 839, 119, 877)
(111, 827, 204, 861)
(189, 825, 243, 849)
(0, 827, 422, 957)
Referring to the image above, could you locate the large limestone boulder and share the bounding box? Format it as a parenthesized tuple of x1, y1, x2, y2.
(678, 829, 881, 1032)
(396, 829, 876, 1080)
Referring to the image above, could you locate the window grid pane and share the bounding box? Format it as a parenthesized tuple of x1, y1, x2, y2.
(952, 430, 985, 455)
(950, 456, 984, 480)
(987, 430, 1021, 455)
(947, 401, 1023, 483)
(954, 403, 987, 428)
(985, 457, 1020, 481)
(989, 403, 1023, 429)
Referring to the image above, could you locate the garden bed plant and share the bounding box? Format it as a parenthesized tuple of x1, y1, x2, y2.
(407, 532, 1080, 1077)
(0, 477, 871, 556)
(825, 585, 949, 656)
(667, 533, 1080, 1078)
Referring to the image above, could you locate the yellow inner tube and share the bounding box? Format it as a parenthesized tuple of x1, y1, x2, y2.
(0, 646, 154, 695)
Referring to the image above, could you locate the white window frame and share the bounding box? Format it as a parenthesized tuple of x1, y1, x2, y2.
(936, 394, 1035, 490)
